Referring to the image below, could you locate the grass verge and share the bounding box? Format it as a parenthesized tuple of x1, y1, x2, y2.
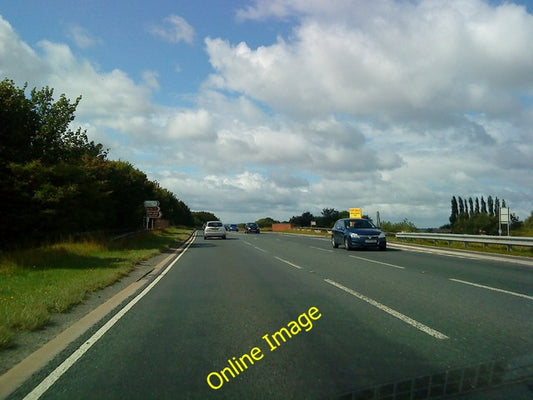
(389, 237, 533, 257)
(275, 229, 533, 257)
(0, 227, 192, 349)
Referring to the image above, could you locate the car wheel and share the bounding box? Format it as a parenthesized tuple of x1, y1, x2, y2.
(332, 236, 338, 248)
(203, 236, 207, 240)
(223, 235, 227, 240)
(379, 243, 387, 251)
(344, 237, 351, 250)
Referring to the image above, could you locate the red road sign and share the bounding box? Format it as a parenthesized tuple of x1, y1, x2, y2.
(146, 206, 161, 218)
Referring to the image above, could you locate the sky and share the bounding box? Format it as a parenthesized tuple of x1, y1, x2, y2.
(1, 0, 532, 228)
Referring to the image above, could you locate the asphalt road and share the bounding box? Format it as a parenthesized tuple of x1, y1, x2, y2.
(9, 232, 533, 399)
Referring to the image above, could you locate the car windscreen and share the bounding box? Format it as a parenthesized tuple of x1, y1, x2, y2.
(346, 220, 374, 229)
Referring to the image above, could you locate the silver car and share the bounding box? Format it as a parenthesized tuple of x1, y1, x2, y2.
(203, 221, 227, 240)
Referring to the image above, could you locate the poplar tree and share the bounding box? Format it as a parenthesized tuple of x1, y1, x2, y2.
(487, 196, 494, 216)
(480, 197, 487, 214)
(450, 196, 458, 225)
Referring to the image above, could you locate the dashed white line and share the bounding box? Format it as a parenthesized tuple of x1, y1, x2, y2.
(349, 255, 405, 269)
(309, 246, 333, 252)
(450, 278, 533, 301)
(324, 279, 449, 340)
(275, 257, 303, 269)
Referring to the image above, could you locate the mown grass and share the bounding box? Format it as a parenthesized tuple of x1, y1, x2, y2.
(0, 227, 192, 349)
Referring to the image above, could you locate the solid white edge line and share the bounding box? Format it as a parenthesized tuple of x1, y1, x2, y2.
(348, 255, 405, 269)
(23, 234, 196, 400)
(275, 256, 303, 269)
(324, 279, 449, 340)
(450, 278, 533, 301)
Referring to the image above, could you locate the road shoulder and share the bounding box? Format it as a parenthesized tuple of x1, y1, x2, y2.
(0, 237, 192, 400)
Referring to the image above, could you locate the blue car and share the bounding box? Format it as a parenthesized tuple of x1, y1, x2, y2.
(331, 218, 386, 250)
(244, 222, 260, 234)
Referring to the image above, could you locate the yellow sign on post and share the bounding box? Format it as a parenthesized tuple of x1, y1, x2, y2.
(349, 208, 362, 218)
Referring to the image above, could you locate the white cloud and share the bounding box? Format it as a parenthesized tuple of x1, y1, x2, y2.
(0, 16, 47, 84)
(66, 24, 99, 48)
(149, 14, 195, 44)
(217, 1, 533, 123)
(166, 109, 214, 139)
(1, 2, 532, 226)
(142, 70, 160, 90)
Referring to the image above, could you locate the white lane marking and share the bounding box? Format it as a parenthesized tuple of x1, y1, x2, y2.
(309, 246, 333, 252)
(349, 255, 405, 269)
(243, 240, 266, 252)
(23, 235, 196, 400)
(275, 256, 303, 270)
(389, 243, 533, 267)
(450, 278, 533, 301)
(324, 279, 449, 340)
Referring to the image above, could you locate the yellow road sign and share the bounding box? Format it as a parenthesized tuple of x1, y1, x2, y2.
(349, 208, 362, 218)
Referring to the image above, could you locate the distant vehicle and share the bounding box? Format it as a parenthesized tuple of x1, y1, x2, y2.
(244, 222, 260, 234)
(331, 218, 386, 250)
(203, 221, 227, 240)
(228, 224, 239, 231)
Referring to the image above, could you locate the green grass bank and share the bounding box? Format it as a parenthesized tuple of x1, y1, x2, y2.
(0, 227, 192, 349)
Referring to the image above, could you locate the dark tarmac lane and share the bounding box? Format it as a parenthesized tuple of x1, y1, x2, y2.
(11, 232, 533, 399)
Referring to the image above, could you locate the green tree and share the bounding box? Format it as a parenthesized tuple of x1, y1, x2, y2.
(494, 197, 501, 216)
(256, 217, 279, 228)
(1, 79, 193, 247)
(192, 211, 219, 227)
(154, 185, 193, 227)
(380, 219, 417, 233)
(0, 80, 38, 163)
(104, 160, 166, 230)
(289, 211, 314, 227)
(450, 196, 458, 225)
(320, 208, 340, 227)
(338, 210, 350, 219)
(450, 194, 504, 234)
(487, 196, 494, 216)
(480, 196, 487, 214)
(458, 196, 466, 217)
(1, 80, 109, 245)
(468, 197, 474, 216)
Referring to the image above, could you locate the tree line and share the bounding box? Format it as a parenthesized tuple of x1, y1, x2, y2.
(448, 195, 522, 234)
(1, 79, 193, 248)
(285, 209, 418, 232)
